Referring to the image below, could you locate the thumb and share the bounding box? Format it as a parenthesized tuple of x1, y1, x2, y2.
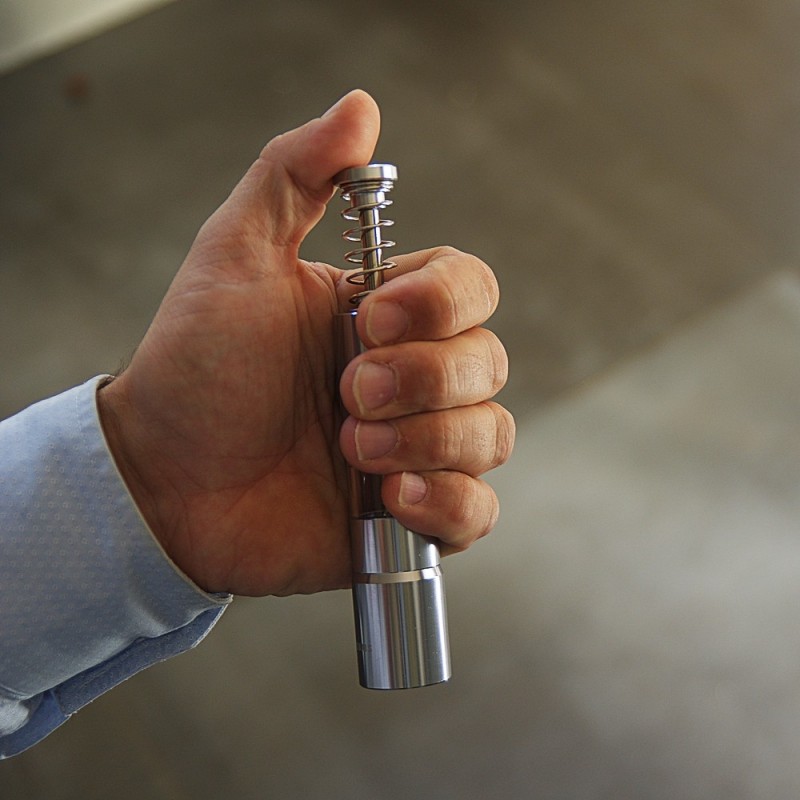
(220, 89, 381, 251)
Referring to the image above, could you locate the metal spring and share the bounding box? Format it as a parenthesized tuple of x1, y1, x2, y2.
(337, 167, 398, 306)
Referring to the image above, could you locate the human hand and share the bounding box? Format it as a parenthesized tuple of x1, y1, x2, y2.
(98, 90, 514, 597)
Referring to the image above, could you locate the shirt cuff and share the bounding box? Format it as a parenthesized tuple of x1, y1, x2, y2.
(0, 377, 231, 757)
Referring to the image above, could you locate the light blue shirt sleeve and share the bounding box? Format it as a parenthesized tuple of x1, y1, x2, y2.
(0, 377, 231, 758)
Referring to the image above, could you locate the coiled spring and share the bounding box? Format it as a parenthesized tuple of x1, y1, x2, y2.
(335, 164, 398, 306)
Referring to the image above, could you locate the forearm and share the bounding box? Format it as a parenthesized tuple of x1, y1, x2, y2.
(0, 377, 229, 758)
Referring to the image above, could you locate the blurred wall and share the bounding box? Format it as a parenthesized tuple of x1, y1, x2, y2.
(0, 0, 175, 73)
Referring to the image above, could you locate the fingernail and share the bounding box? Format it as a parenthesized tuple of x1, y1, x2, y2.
(355, 420, 398, 460)
(398, 472, 428, 506)
(354, 361, 397, 412)
(366, 301, 409, 345)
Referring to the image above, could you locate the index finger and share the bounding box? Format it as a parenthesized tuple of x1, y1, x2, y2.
(353, 246, 500, 347)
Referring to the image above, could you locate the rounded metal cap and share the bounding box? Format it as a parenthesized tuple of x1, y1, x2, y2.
(334, 163, 398, 187)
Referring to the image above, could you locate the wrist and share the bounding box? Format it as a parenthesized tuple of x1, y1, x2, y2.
(96, 376, 183, 572)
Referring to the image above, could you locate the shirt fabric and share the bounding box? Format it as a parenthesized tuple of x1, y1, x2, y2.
(0, 377, 231, 758)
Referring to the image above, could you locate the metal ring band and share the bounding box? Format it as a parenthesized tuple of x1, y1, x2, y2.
(353, 566, 443, 585)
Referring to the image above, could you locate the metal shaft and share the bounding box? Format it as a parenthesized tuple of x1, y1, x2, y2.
(334, 164, 451, 689)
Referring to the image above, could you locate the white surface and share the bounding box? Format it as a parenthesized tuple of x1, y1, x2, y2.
(0, 0, 176, 73)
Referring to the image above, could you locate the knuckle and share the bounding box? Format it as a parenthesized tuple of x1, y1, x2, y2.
(480, 489, 501, 539)
(491, 403, 516, 468)
(435, 249, 499, 327)
(443, 477, 497, 543)
(445, 479, 478, 529)
(474, 257, 500, 318)
(430, 244, 462, 262)
(485, 333, 510, 395)
(400, 327, 509, 410)
(465, 330, 508, 399)
(469, 402, 514, 472)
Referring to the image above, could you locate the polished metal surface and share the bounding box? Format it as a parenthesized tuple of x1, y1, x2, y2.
(351, 515, 441, 574)
(334, 163, 398, 187)
(352, 516, 450, 690)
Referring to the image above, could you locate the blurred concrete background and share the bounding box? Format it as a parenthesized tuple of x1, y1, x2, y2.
(1, 1, 800, 797)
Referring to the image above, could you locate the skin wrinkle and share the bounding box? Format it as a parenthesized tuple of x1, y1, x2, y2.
(438, 413, 464, 471)
(192, 223, 273, 281)
(435, 248, 499, 331)
(136, 318, 331, 492)
(293, 268, 340, 371)
(188, 436, 345, 594)
(247, 151, 326, 252)
(424, 347, 452, 410)
(463, 405, 489, 474)
(457, 351, 487, 400)
(184, 300, 327, 468)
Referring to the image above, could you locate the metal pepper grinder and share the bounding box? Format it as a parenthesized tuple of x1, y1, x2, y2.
(333, 164, 451, 690)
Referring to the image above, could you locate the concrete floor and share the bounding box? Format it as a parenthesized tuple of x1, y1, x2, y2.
(2, 0, 800, 797)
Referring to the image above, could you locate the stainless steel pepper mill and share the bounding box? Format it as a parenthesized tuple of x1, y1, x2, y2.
(333, 163, 451, 690)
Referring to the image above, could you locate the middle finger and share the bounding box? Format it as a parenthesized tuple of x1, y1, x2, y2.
(339, 327, 508, 421)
